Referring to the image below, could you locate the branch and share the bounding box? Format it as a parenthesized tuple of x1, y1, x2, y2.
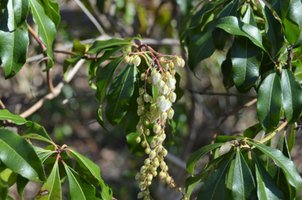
(74, 0, 106, 35)
(257, 121, 288, 144)
(0, 99, 5, 109)
(216, 98, 257, 117)
(20, 59, 86, 118)
(188, 89, 257, 98)
(27, 24, 54, 94)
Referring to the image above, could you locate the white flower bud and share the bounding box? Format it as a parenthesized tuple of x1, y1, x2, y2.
(169, 92, 176, 103)
(167, 77, 176, 90)
(160, 99, 171, 112)
(168, 108, 174, 119)
(157, 80, 165, 92)
(133, 55, 141, 66)
(180, 58, 185, 67)
(162, 84, 169, 95)
(160, 112, 167, 121)
(153, 124, 161, 134)
(124, 55, 131, 63)
(152, 72, 161, 85)
(163, 63, 169, 70)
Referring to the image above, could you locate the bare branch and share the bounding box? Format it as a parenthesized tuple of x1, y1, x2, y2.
(20, 59, 86, 118)
(0, 99, 5, 109)
(188, 89, 257, 98)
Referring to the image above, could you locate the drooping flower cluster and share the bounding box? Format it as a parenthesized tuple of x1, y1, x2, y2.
(125, 52, 185, 199)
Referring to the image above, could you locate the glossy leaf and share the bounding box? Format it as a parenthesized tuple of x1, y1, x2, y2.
(221, 53, 234, 89)
(16, 175, 28, 200)
(254, 155, 284, 200)
(288, 126, 295, 154)
(231, 36, 262, 93)
(13, 0, 29, 27)
(197, 158, 231, 200)
(174, 73, 184, 102)
(215, 135, 237, 143)
(242, 4, 256, 26)
(34, 161, 61, 200)
(232, 150, 256, 199)
(23, 121, 53, 142)
(87, 39, 131, 54)
(284, 0, 302, 45)
(0, 109, 27, 125)
(96, 104, 108, 131)
(0, 168, 18, 187)
(69, 149, 112, 200)
(187, 143, 226, 174)
(0, 179, 8, 200)
(29, 0, 56, 69)
(95, 56, 124, 103)
(38, 151, 54, 163)
(188, 21, 216, 72)
(271, 0, 290, 21)
(40, 0, 61, 29)
(105, 64, 137, 125)
(63, 54, 83, 77)
(263, 6, 284, 58)
(64, 165, 101, 200)
(281, 67, 302, 124)
(216, 16, 266, 53)
(217, 0, 238, 19)
(249, 141, 302, 195)
(0, 129, 46, 181)
(0, 0, 29, 78)
(243, 123, 262, 138)
(257, 71, 282, 132)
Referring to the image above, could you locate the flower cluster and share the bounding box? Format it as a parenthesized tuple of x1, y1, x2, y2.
(125, 52, 184, 199)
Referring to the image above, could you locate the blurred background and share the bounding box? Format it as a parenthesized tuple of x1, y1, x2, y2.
(1, 0, 302, 199)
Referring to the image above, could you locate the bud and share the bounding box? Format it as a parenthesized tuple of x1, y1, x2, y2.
(144, 158, 151, 165)
(168, 108, 174, 119)
(153, 160, 159, 167)
(140, 166, 147, 174)
(136, 136, 141, 143)
(147, 174, 153, 181)
(173, 56, 182, 67)
(169, 61, 174, 69)
(152, 171, 157, 177)
(145, 128, 150, 136)
(161, 148, 168, 157)
(147, 76, 152, 84)
(135, 172, 141, 180)
(157, 80, 165, 92)
(149, 150, 156, 159)
(141, 73, 146, 81)
(133, 55, 141, 66)
(169, 92, 176, 103)
(159, 57, 165, 62)
(162, 84, 169, 95)
(147, 181, 152, 186)
(151, 139, 156, 148)
(167, 77, 176, 90)
(180, 58, 185, 67)
(145, 147, 151, 154)
(160, 112, 167, 121)
(139, 88, 145, 95)
(150, 104, 156, 112)
(152, 72, 161, 85)
(166, 176, 172, 184)
(160, 161, 166, 169)
(171, 68, 176, 75)
(169, 183, 176, 189)
(137, 97, 143, 105)
(159, 171, 166, 179)
(137, 107, 143, 116)
(137, 192, 144, 199)
(159, 99, 171, 112)
(144, 119, 150, 126)
(161, 179, 166, 185)
(163, 63, 169, 70)
(153, 124, 161, 134)
(165, 165, 169, 171)
(141, 141, 147, 148)
(143, 191, 150, 196)
(124, 55, 131, 63)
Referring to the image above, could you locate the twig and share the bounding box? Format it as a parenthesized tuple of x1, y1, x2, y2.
(216, 98, 257, 117)
(188, 89, 257, 98)
(147, 0, 167, 37)
(0, 99, 6, 109)
(257, 121, 288, 144)
(20, 59, 86, 118)
(28, 24, 54, 94)
(62, 92, 95, 104)
(74, 0, 106, 35)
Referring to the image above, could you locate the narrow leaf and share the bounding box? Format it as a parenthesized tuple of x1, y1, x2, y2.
(64, 165, 101, 200)
(105, 64, 137, 125)
(96, 105, 108, 131)
(249, 141, 302, 195)
(23, 121, 52, 142)
(13, 0, 29, 27)
(288, 125, 295, 153)
(34, 161, 61, 200)
(232, 150, 256, 199)
(231, 36, 262, 93)
(257, 71, 282, 132)
(87, 39, 131, 54)
(29, 0, 56, 69)
(0, 129, 46, 181)
(40, 0, 61, 29)
(0, 179, 8, 200)
(69, 149, 112, 200)
(0, 109, 27, 125)
(281, 67, 302, 124)
(0, 0, 29, 78)
(16, 175, 28, 200)
(244, 123, 262, 138)
(95, 56, 124, 103)
(186, 143, 226, 174)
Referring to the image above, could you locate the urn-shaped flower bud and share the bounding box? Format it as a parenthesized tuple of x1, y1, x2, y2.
(133, 55, 141, 66)
(169, 92, 176, 103)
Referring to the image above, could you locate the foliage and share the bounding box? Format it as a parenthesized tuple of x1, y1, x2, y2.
(0, 0, 302, 200)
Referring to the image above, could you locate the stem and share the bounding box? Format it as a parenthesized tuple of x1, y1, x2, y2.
(258, 121, 288, 144)
(0, 99, 5, 109)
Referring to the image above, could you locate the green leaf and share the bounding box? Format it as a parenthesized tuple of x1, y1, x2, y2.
(257, 71, 282, 132)
(95, 56, 124, 103)
(232, 150, 256, 199)
(0, 168, 18, 187)
(215, 135, 237, 143)
(96, 104, 108, 131)
(0, 178, 8, 200)
(40, 0, 61, 29)
(271, 0, 290, 21)
(0, 129, 46, 181)
(63, 54, 83, 77)
(87, 39, 131, 54)
(0, 109, 27, 125)
(34, 161, 61, 200)
(287, 125, 295, 154)
(262, 6, 284, 58)
(72, 41, 86, 54)
(38, 151, 54, 163)
(29, 0, 56, 69)
(174, 72, 184, 102)
(0, 0, 29, 78)
(217, 0, 238, 19)
(16, 175, 28, 200)
(243, 123, 262, 138)
(69, 149, 112, 200)
(196, 158, 232, 200)
(284, 0, 302, 45)
(253, 154, 284, 200)
(188, 21, 216, 72)
(13, 0, 29, 27)
(281, 67, 302, 124)
(105, 64, 137, 125)
(64, 165, 101, 200)
(23, 121, 53, 143)
(221, 52, 234, 89)
(242, 4, 256, 26)
(216, 16, 266, 54)
(249, 141, 302, 195)
(186, 143, 226, 174)
(231, 36, 262, 93)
